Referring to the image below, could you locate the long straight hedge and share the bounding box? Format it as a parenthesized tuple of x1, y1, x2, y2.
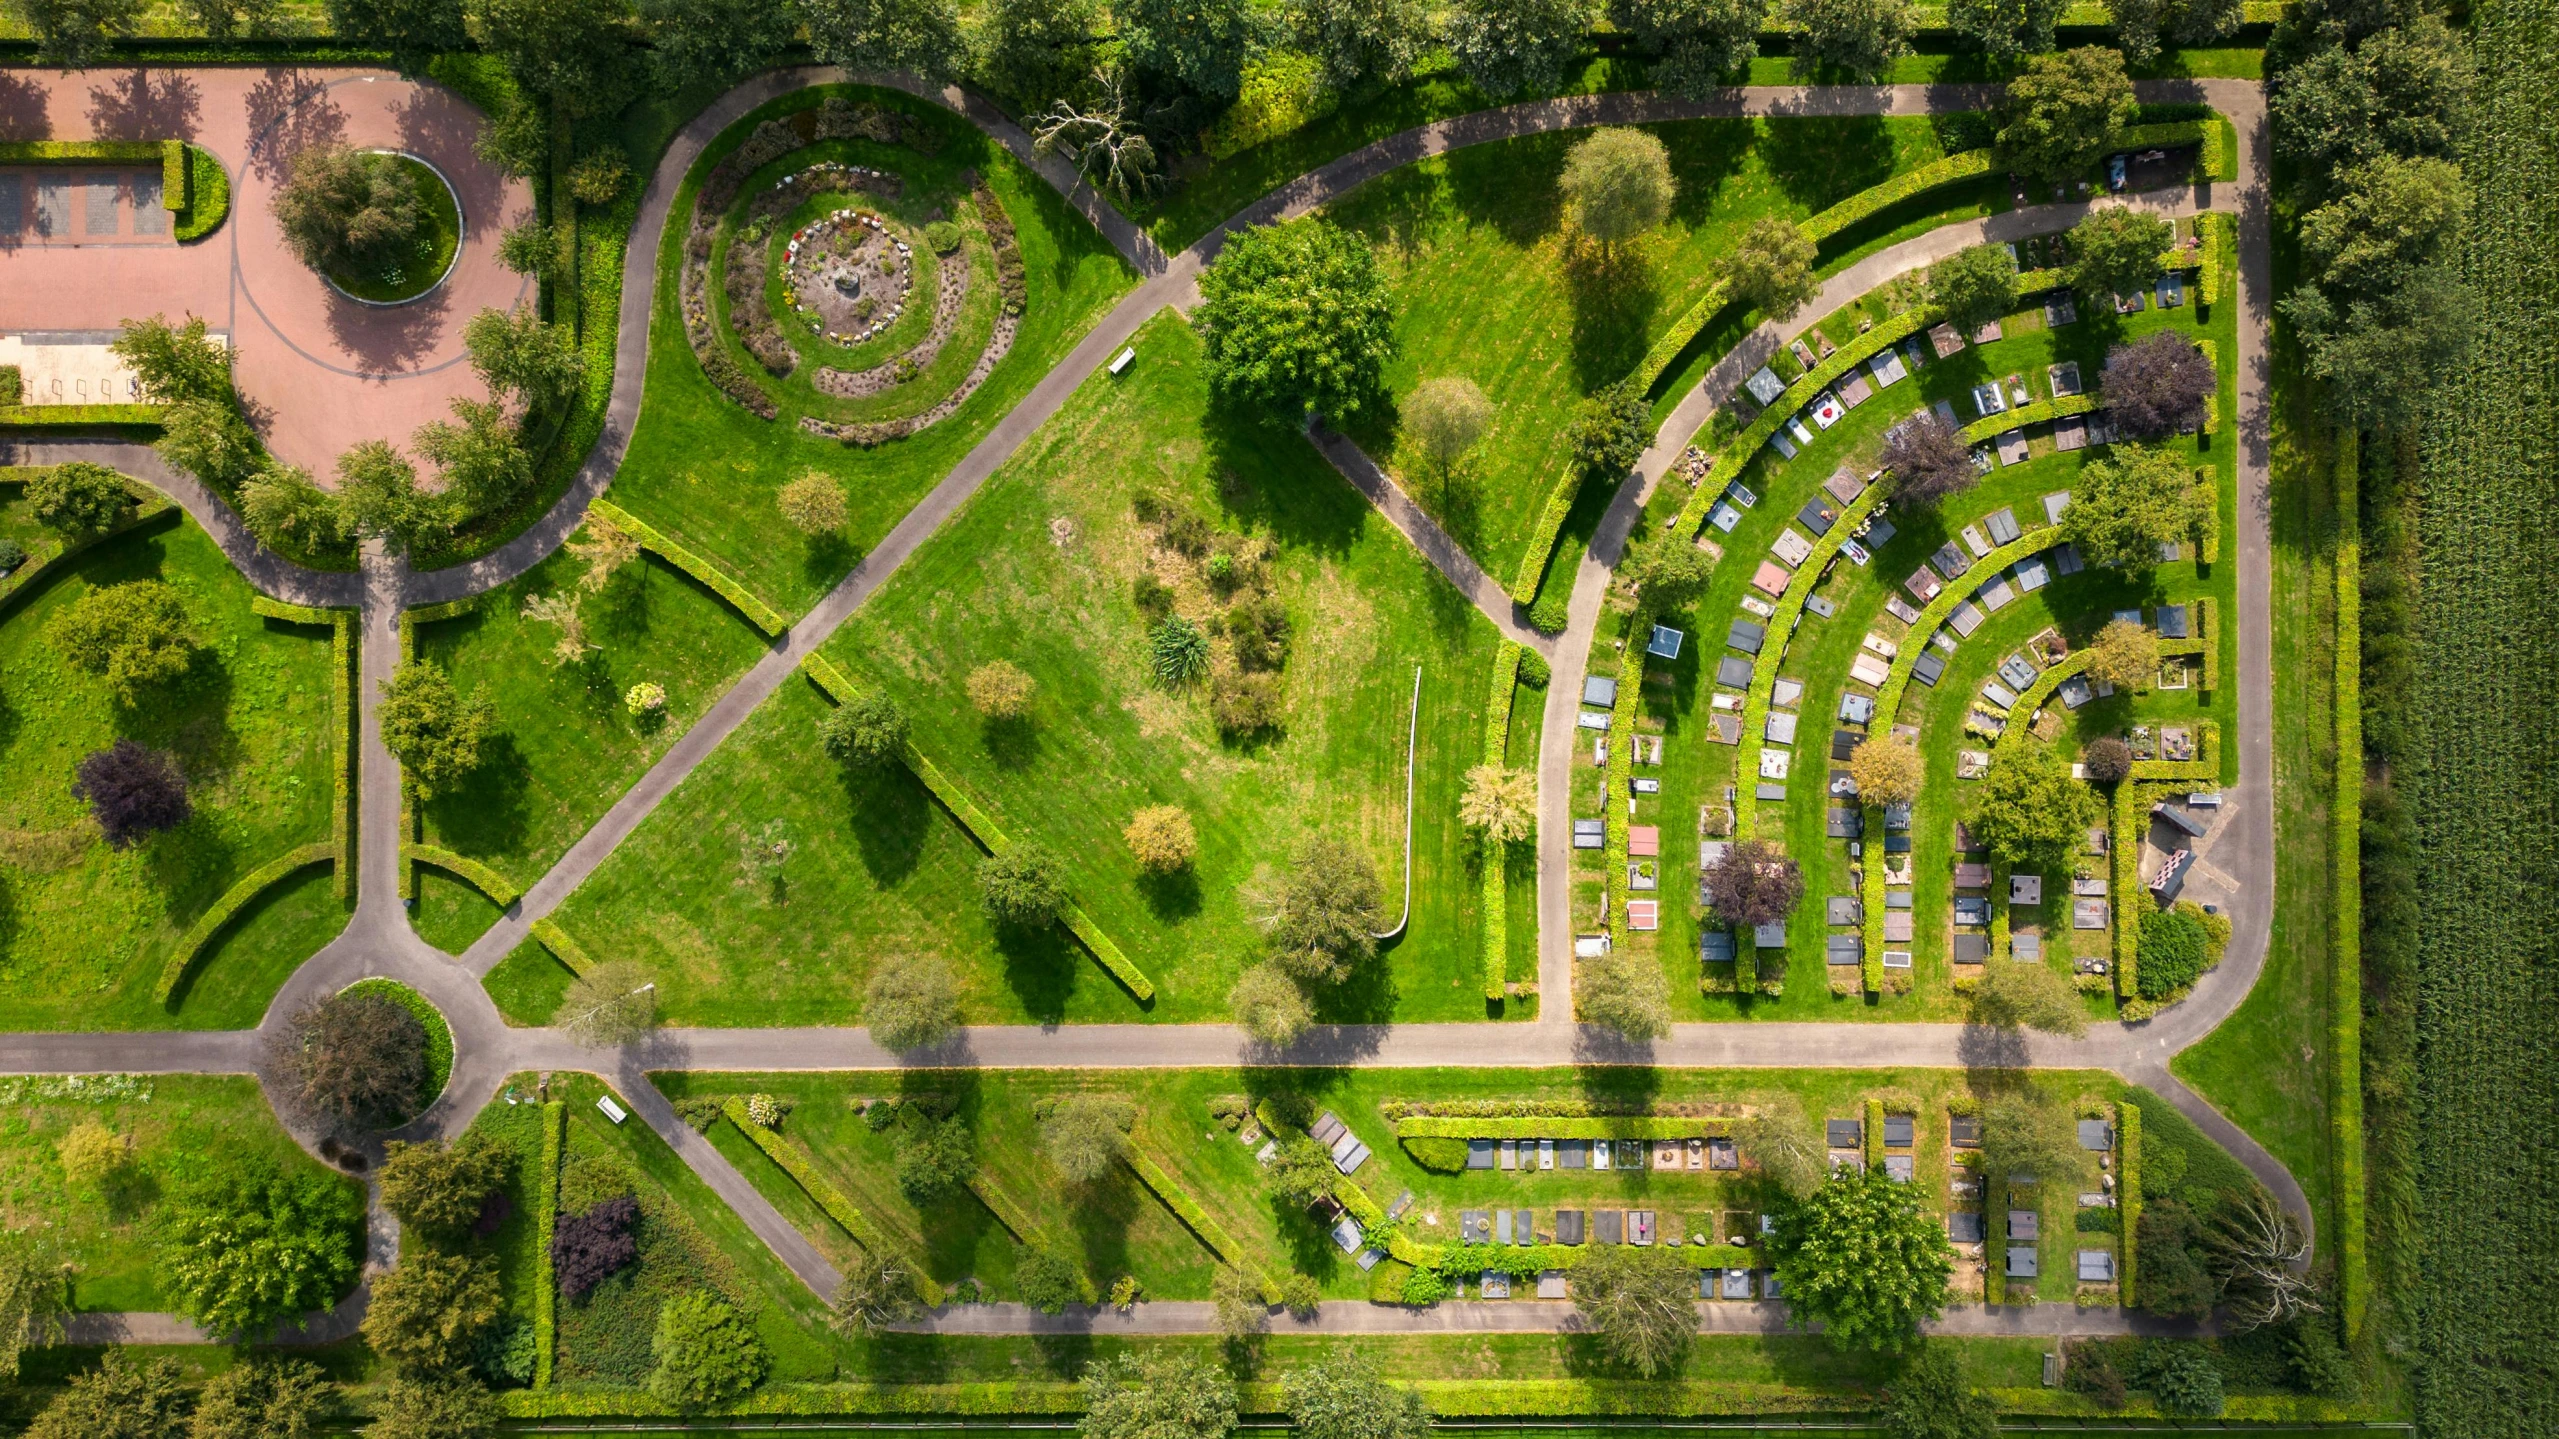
(532, 917, 595, 975)
(2330, 430, 2367, 1341)
(0, 139, 184, 206)
(2119, 1100, 2142, 1308)
(153, 844, 336, 1003)
(588, 499, 787, 636)
(1481, 641, 1521, 1001)
(1121, 1145, 1281, 1302)
(799, 654, 1157, 1000)
(533, 1099, 564, 1389)
(1397, 1115, 1735, 1140)
(0, 403, 163, 428)
(721, 1098, 944, 1306)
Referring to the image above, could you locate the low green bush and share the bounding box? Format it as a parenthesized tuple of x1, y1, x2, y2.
(1401, 1136, 1471, 1172)
(2137, 907, 2208, 998)
(174, 145, 230, 242)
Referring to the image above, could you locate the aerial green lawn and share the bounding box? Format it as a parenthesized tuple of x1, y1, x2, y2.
(671, 1065, 2216, 1315)
(555, 311, 1507, 1026)
(410, 544, 771, 950)
(1589, 232, 2239, 1021)
(0, 510, 337, 1031)
(603, 83, 1136, 622)
(0, 1074, 355, 1311)
(1327, 114, 1980, 582)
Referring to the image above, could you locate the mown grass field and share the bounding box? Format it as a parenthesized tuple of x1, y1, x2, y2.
(553, 311, 1505, 1026)
(603, 84, 1135, 621)
(0, 1075, 354, 1311)
(1327, 115, 1980, 582)
(411, 545, 770, 951)
(0, 509, 337, 1030)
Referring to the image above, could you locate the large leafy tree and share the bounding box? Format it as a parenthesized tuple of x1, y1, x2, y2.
(1229, 963, 1315, 1045)
(1081, 1351, 1238, 1439)
(156, 399, 261, 492)
(415, 397, 533, 523)
(155, 1159, 364, 1337)
(1927, 243, 2018, 337)
(820, 691, 910, 768)
(188, 1357, 335, 1439)
(1282, 1353, 1429, 1439)
(367, 1377, 503, 1439)
(380, 658, 498, 797)
(2066, 207, 2173, 300)
(1768, 1164, 1953, 1351)
(1286, 0, 1429, 88)
(1996, 47, 2136, 181)
(1848, 735, 1923, 805)
(1948, 0, 2065, 59)
(1262, 835, 1382, 984)
(1569, 379, 1654, 478)
(2110, 0, 2239, 68)
(1197, 220, 1398, 420)
(1701, 838, 1803, 928)
(74, 739, 190, 848)
(1881, 410, 1976, 508)
(2101, 332, 2217, 441)
(651, 1293, 770, 1405)
(2268, 14, 2469, 184)
(28, 461, 136, 537)
(271, 146, 425, 274)
(981, 842, 1068, 926)
(864, 953, 959, 1050)
(1612, 0, 1765, 97)
(12, 0, 145, 69)
(640, 0, 804, 87)
(112, 313, 234, 404)
(1040, 1093, 1134, 1184)
(242, 466, 351, 553)
(2061, 444, 2212, 570)
(1624, 528, 1714, 612)
(830, 1252, 926, 1334)
(19, 1351, 187, 1439)
(1445, 0, 1592, 99)
(0, 1231, 66, 1381)
(2296, 154, 2467, 299)
(1561, 127, 1677, 248)
(1966, 743, 2096, 869)
(1782, 0, 1912, 81)
(1120, 0, 1256, 100)
(1727, 216, 1818, 320)
(797, 0, 960, 79)
(267, 990, 430, 1133)
(2280, 265, 2467, 430)
(469, 0, 639, 118)
(380, 1135, 515, 1238)
(1741, 1093, 1823, 1197)
(336, 441, 448, 552)
(1577, 949, 1672, 1039)
(47, 581, 200, 702)
(972, 0, 1106, 112)
(361, 1250, 504, 1375)
(463, 305, 584, 416)
(325, 0, 466, 66)
(1979, 1094, 2082, 1186)
(1880, 1342, 1999, 1439)
(1572, 1241, 1698, 1374)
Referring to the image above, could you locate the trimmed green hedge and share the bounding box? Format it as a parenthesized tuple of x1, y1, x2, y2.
(248, 596, 345, 625)
(1397, 1115, 1734, 1140)
(2128, 720, 2220, 783)
(534, 1099, 564, 1389)
(1122, 1145, 1281, 1301)
(2119, 1101, 2142, 1308)
(1630, 279, 1731, 396)
(1507, 468, 1582, 606)
(0, 403, 162, 429)
(1403, 1135, 1471, 1170)
(2331, 430, 2367, 1341)
(1864, 1099, 1885, 1169)
(0, 140, 180, 206)
(0, 489, 174, 617)
(331, 613, 354, 901)
(173, 144, 229, 242)
(404, 844, 522, 906)
(532, 917, 595, 975)
(1801, 149, 1999, 246)
(501, 1382, 1084, 1418)
(588, 499, 787, 636)
(1995, 652, 2094, 753)
(1730, 482, 1883, 851)
(153, 843, 337, 1003)
(1481, 641, 1521, 1002)
(799, 654, 1157, 1001)
(721, 1097, 944, 1306)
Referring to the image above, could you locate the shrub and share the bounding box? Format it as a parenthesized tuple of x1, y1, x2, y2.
(361, 1249, 503, 1375)
(0, 539, 23, 574)
(1123, 804, 1198, 872)
(365, 1377, 502, 1439)
(865, 953, 961, 1052)
(1561, 127, 1675, 247)
(1223, 591, 1291, 669)
(187, 1355, 334, 1438)
(1403, 1135, 1471, 1171)
(2082, 735, 2134, 784)
(1848, 736, 1923, 805)
(19, 1352, 189, 1439)
(895, 1115, 976, 1203)
(156, 1158, 364, 1337)
(2138, 907, 2210, 997)
(1211, 669, 1284, 734)
(1281, 1270, 1322, 1317)
(1928, 242, 2020, 336)
(924, 220, 962, 253)
(2102, 332, 2217, 441)
(73, 740, 191, 848)
(2139, 1343, 2225, 1417)
(1700, 838, 1804, 927)
(1568, 380, 1652, 480)
(1517, 649, 1552, 686)
(112, 313, 233, 404)
(1080, 1352, 1237, 1439)
(379, 659, 496, 798)
(270, 145, 425, 274)
(266, 991, 427, 1133)
(1529, 591, 1570, 634)
(1016, 1247, 1082, 1314)
(1041, 1094, 1134, 1184)
(777, 472, 849, 534)
(472, 1319, 538, 1388)
(624, 681, 667, 718)
(1727, 215, 1818, 320)
(981, 843, 1067, 926)
(550, 1194, 639, 1300)
(1461, 764, 1537, 843)
(28, 461, 137, 537)
(55, 1120, 130, 1190)
(650, 1293, 770, 1406)
(47, 582, 199, 702)
(1149, 615, 1209, 686)
(819, 691, 909, 768)
(1229, 963, 1314, 1045)
(966, 660, 1036, 720)
(567, 147, 629, 205)
(379, 1135, 514, 1238)
(1969, 743, 2098, 868)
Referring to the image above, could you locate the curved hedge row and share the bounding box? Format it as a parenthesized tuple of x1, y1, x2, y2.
(588, 499, 788, 636)
(404, 844, 522, 907)
(153, 842, 337, 1004)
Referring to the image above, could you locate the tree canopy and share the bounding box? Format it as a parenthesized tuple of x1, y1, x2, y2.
(820, 691, 910, 768)
(1880, 410, 1979, 508)
(1230, 963, 1316, 1046)
(1081, 1351, 1239, 1439)
(1445, 0, 1593, 99)
(2082, 616, 2159, 689)
(156, 1158, 365, 1337)
(1848, 736, 1924, 805)
(1263, 835, 1383, 984)
(463, 304, 584, 415)
(74, 740, 191, 848)
(19, 1351, 188, 1439)
(1701, 838, 1804, 928)
(49, 581, 201, 704)
(2067, 206, 2173, 300)
(650, 1292, 770, 1405)
(1927, 243, 2019, 337)
(112, 313, 235, 405)
(1040, 1093, 1135, 1184)
(270, 145, 425, 274)
(1768, 1164, 1953, 1351)
(1572, 1242, 1698, 1374)
(557, 959, 660, 1048)
(982, 842, 1069, 926)
(1561, 127, 1678, 247)
(796, 0, 961, 82)
(1569, 380, 1655, 479)
(1880, 1342, 2000, 1439)
(1996, 46, 2136, 180)
(1967, 743, 2097, 869)
(267, 990, 430, 1134)
(1461, 764, 1538, 845)
(2101, 332, 2217, 441)
(2061, 444, 2212, 570)
(1969, 958, 2088, 1036)
(379, 658, 498, 798)
(1782, 0, 1913, 80)
(1948, 0, 2066, 59)
(28, 462, 137, 538)
(1577, 949, 1673, 1040)
(1625, 529, 1716, 612)
(379, 1134, 514, 1238)
(1979, 1095, 2083, 1186)
(864, 953, 960, 1051)
(1613, 0, 1766, 96)
(1727, 216, 1819, 320)
(1120, 0, 1256, 99)
(361, 1249, 504, 1375)
(1196, 220, 1398, 420)
(1282, 1353, 1430, 1439)
(1286, 0, 1429, 88)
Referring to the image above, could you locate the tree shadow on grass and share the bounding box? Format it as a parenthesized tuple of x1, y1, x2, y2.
(423, 733, 533, 860)
(1441, 131, 1569, 253)
(1310, 951, 1402, 1026)
(1762, 114, 1898, 213)
(981, 713, 1040, 772)
(1204, 406, 1367, 559)
(840, 763, 930, 887)
(1662, 117, 1755, 230)
(1136, 866, 1201, 923)
(802, 533, 858, 592)
(994, 920, 1083, 1025)
(1563, 239, 1662, 392)
(1066, 1167, 1142, 1293)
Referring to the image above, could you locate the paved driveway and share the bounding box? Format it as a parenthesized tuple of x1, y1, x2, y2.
(0, 65, 532, 471)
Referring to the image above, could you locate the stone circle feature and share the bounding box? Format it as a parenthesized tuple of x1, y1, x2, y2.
(784, 209, 913, 346)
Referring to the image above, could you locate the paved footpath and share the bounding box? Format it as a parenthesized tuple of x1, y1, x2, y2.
(0, 73, 2295, 1343)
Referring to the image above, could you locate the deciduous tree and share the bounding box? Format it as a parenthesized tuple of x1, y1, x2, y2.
(378, 1135, 514, 1238)
(271, 146, 425, 274)
(1017, 1246, 1084, 1314)
(2267, 14, 2469, 179)
(973, 0, 1105, 112)
(113, 313, 235, 404)
(1980, 1094, 2082, 1188)
(19, 1351, 186, 1439)
(268, 991, 429, 1134)
(1970, 959, 2087, 1036)
(1568, 379, 1654, 478)
(336, 441, 448, 553)
(1967, 742, 2096, 868)
(1124, 804, 1198, 872)
(829, 1252, 925, 1334)
(1768, 1164, 1952, 1350)
(1041, 1094, 1134, 1184)
(0, 1231, 65, 1381)
(1612, 0, 1766, 96)
(1849, 735, 1924, 805)
(1285, 0, 1428, 87)
(1701, 838, 1803, 928)
(1461, 764, 1537, 844)
(551, 1195, 639, 1299)
(2066, 207, 2173, 300)
(1927, 243, 2019, 337)
(982, 842, 1068, 926)
(1444, 0, 1593, 99)
(48, 582, 199, 702)
(379, 658, 497, 797)
(1082, 1352, 1237, 1439)
(324, 0, 466, 67)
(1562, 127, 1677, 248)
(241, 466, 350, 552)
(2297, 154, 2468, 299)
(2081, 617, 2158, 690)
(1229, 963, 1314, 1046)
(778, 472, 849, 535)
(865, 954, 960, 1052)
(1196, 220, 1398, 419)
(1265, 1134, 1339, 1207)
(2101, 332, 2217, 441)
(821, 691, 910, 768)
(156, 1158, 364, 1336)
(2080, 734, 2133, 785)
(1996, 46, 2135, 179)
(2061, 444, 2212, 570)
(1577, 950, 1672, 1040)
(2110, 0, 2239, 68)
(415, 397, 532, 523)
(362, 1250, 503, 1375)
(1782, 0, 1912, 80)
(1880, 1341, 1999, 1439)
(894, 1115, 976, 1202)
(463, 305, 584, 415)
(1624, 528, 1714, 611)
(188, 1356, 334, 1439)
(1573, 1241, 1697, 1374)
(11, 0, 145, 70)
(1283, 1352, 1429, 1439)
(1741, 1093, 1823, 1198)
(967, 660, 1036, 719)
(157, 398, 261, 492)
(1119, 0, 1255, 99)
(1262, 836, 1381, 984)
(1881, 410, 1978, 508)
(651, 1293, 769, 1405)
(469, 0, 639, 118)
(28, 461, 136, 537)
(642, 0, 803, 87)
(1948, 0, 2065, 59)
(74, 739, 191, 848)
(556, 960, 659, 1048)
(1727, 216, 1818, 320)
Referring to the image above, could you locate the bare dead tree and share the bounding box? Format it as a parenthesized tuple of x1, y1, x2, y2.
(1032, 70, 1159, 200)
(2210, 1189, 2319, 1330)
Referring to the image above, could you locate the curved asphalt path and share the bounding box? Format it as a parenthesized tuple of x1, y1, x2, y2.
(0, 75, 2295, 1338)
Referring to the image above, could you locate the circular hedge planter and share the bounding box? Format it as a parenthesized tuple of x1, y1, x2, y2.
(339, 977, 453, 1121)
(324, 152, 462, 306)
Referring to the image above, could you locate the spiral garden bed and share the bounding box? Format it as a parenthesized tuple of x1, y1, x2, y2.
(678, 98, 1027, 447)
